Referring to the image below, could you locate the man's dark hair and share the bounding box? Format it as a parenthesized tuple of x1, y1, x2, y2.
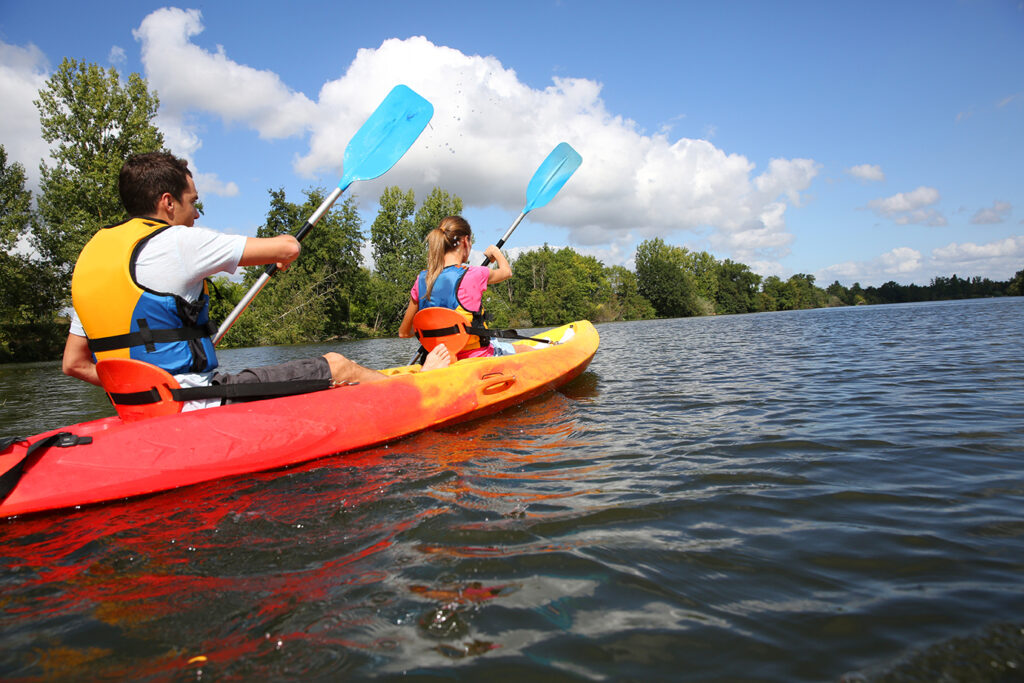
(119, 152, 193, 216)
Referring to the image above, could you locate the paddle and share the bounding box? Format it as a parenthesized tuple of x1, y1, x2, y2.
(213, 84, 434, 345)
(481, 142, 582, 265)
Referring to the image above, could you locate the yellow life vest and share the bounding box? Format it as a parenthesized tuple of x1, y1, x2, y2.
(71, 217, 218, 374)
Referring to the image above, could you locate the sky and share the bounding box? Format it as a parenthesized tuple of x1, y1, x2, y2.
(1, 0, 1022, 287)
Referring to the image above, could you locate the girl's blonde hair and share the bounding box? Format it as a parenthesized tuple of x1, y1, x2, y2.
(424, 215, 472, 301)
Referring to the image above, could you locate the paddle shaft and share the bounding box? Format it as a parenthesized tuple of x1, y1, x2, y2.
(481, 211, 527, 266)
(213, 186, 343, 345)
(479, 143, 580, 266)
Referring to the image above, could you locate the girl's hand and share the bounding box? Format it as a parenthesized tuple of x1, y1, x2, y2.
(483, 245, 502, 262)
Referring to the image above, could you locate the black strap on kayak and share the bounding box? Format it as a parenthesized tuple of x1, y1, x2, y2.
(107, 378, 332, 406)
(418, 324, 549, 345)
(412, 326, 554, 365)
(0, 432, 93, 507)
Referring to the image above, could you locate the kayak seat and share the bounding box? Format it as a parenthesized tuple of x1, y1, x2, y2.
(95, 358, 184, 423)
(412, 307, 472, 354)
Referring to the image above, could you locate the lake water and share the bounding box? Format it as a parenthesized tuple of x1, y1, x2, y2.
(2, 298, 1023, 681)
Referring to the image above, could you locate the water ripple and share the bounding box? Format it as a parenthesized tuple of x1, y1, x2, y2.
(2, 298, 1023, 680)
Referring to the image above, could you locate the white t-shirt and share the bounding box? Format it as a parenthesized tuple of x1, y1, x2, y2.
(71, 224, 247, 411)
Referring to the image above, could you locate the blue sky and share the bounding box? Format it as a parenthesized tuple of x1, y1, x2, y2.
(2, 0, 1022, 286)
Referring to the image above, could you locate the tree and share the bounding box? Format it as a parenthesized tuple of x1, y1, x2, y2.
(1007, 269, 1024, 297)
(848, 281, 868, 305)
(759, 275, 788, 311)
(0, 147, 62, 361)
(365, 187, 420, 333)
(0, 146, 33, 253)
(487, 245, 613, 327)
(715, 259, 762, 314)
(220, 188, 367, 347)
(685, 250, 719, 306)
(258, 188, 364, 334)
(413, 187, 463, 241)
(32, 58, 165, 291)
(634, 238, 702, 318)
(788, 274, 824, 309)
(606, 265, 656, 321)
(371, 186, 419, 281)
(825, 280, 849, 307)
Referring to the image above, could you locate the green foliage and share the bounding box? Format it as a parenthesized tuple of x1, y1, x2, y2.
(635, 238, 702, 317)
(414, 187, 463, 240)
(206, 275, 247, 329)
(32, 58, 165, 291)
(0, 146, 65, 362)
(0, 147, 33, 252)
(366, 187, 422, 332)
(687, 249, 719, 303)
(715, 259, 762, 314)
(1008, 269, 1024, 297)
(217, 189, 368, 347)
(485, 246, 629, 327)
(606, 265, 656, 321)
(371, 186, 420, 282)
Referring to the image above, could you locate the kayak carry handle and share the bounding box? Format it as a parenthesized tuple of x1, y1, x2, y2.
(479, 371, 517, 395)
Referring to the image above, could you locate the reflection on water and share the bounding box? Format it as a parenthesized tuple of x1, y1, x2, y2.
(2, 298, 1024, 681)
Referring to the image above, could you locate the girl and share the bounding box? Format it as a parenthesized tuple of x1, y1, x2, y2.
(399, 216, 515, 360)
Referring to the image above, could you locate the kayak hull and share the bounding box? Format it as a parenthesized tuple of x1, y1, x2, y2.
(1, 321, 598, 517)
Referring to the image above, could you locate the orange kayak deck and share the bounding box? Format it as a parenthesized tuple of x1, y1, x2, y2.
(0, 321, 598, 517)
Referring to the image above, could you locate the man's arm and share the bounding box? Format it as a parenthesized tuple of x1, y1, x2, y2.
(238, 235, 301, 269)
(62, 333, 101, 387)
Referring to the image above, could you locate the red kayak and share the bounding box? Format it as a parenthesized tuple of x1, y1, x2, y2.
(0, 321, 598, 517)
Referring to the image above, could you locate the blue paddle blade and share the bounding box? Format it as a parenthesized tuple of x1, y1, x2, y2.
(523, 142, 582, 213)
(338, 85, 434, 192)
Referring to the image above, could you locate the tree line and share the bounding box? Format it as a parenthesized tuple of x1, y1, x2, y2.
(2, 58, 1022, 362)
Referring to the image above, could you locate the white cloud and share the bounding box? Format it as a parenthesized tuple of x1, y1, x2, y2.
(816, 246, 922, 285)
(0, 40, 50, 189)
(130, 10, 821, 268)
(931, 236, 1024, 275)
(866, 186, 947, 226)
(818, 236, 1023, 286)
(133, 8, 317, 140)
(847, 164, 885, 182)
(192, 172, 239, 198)
(997, 92, 1021, 109)
(108, 45, 126, 66)
(878, 246, 923, 273)
(970, 200, 1012, 225)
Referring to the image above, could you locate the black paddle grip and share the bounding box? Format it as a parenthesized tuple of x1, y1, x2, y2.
(263, 220, 316, 277)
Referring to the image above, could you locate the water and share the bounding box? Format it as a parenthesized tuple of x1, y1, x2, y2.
(2, 298, 1023, 681)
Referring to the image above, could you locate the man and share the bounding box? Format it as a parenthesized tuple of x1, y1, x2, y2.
(63, 152, 449, 410)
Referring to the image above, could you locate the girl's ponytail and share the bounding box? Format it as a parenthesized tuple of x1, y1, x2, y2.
(423, 216, 472, 301)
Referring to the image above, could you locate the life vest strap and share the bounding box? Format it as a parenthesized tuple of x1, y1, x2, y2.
(87, 320, 217, 353)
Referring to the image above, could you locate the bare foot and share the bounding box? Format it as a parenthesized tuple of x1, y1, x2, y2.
(421, 344, 451, 371)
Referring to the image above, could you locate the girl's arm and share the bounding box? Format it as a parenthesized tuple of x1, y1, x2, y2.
(398, 297, 418, 338)
(483, 245, 512, 284)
